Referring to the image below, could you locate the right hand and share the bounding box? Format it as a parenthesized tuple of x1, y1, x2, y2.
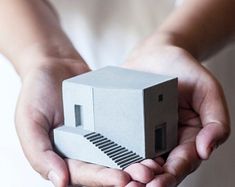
(121, 40, 231, 186)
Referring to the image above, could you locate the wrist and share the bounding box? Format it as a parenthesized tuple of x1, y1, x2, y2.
(18, 56, 90, 82)
(13, 44, 90, 80)
(150, 31, 199, 60)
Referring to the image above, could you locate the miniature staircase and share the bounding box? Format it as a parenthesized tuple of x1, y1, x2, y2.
(84, 132, 144, 169)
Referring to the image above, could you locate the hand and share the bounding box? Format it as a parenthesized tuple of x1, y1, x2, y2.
(124, 158, 165, 187)
(122, 36, 230, 186)
(15, 59, 131, 187)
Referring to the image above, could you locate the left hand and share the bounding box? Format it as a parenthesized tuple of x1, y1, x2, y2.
(121, 35, 230, 187)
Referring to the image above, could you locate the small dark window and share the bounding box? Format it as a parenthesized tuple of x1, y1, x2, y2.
(74, 105, 83, 126)
(155, 123, 166, 153)
(158, 94, 163, 102)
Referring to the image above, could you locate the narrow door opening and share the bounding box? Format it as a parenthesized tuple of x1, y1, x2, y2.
(155, 123, 166, 153)
(74, 105, 83, 127)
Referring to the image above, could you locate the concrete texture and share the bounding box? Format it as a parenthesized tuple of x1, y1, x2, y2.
(54, 66, 178, 168)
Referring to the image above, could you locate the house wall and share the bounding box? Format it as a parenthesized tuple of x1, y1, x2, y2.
(144, 79, 178, 158)
(93, 88, 146, 157)
(63, 81, 95, 131)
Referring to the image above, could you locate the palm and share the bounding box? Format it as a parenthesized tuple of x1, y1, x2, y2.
(164, 94, 202, 184)
(123, 44, 229, 186)
(15, 66, 133, 187)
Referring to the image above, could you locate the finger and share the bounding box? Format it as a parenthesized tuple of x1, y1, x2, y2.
(67, 159, 130, 187)
(146, 173, 176, 187)
(16, 116, 69, 187)
(141, 159, 163, 174)
(124, 163, 155, 184)
(154, 157, 165, 166)
(195, 77, 230, 159)
(125, 181, 145, 187)
(162, 142, 201, 185)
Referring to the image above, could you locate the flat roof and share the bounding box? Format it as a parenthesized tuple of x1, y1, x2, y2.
(66, 66, 176, 89)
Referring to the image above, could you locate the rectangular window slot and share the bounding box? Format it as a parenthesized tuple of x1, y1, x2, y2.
(74, 105, 83, 127)
(158, 94, 164, 102)
(155, 123, 166, 153)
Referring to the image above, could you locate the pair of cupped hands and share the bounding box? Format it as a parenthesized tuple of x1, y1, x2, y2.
(15, 38, 230, 187)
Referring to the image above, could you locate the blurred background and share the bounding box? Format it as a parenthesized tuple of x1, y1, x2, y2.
(0, 0, 235, 186)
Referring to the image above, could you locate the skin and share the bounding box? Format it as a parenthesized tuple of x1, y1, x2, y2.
(0, 0, 234, 186)
(123, 42, 229, 186)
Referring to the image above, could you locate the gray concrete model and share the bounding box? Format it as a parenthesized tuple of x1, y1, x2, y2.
(53, 66, 178, 169)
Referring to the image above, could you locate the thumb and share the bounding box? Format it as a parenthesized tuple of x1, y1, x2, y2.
(15, 111, 69, 187)
(196, 78, 230, 160)
(196, 122, 230, 159)
(36, 150, 69, 187)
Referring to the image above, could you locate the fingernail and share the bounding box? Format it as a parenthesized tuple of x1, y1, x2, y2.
(48, 171, 60, 187)
(212, 143, 219, 153)
(208, 143, 218, 158)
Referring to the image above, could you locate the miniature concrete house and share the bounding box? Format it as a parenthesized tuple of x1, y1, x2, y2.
(54, 66, 178, 169)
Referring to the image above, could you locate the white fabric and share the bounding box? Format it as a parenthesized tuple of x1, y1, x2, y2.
(50, 0, 175, 69)
(0, 1, 235, 186)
